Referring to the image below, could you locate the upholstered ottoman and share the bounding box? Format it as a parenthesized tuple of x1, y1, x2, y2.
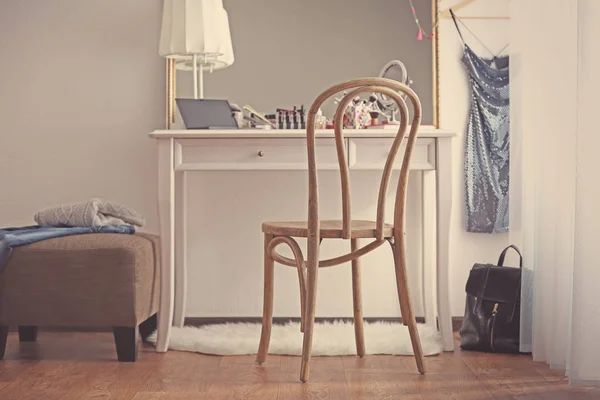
(0, 232, 160, 362)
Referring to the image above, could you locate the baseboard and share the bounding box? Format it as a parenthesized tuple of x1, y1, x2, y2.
(452, 317, 462, 332)
(8, 317, 463, 333)
(184, 317, 464, 332)
(8, 326, 112, 333)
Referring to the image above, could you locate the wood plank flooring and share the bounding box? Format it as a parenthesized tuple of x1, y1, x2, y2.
(0, 332, 598, 399)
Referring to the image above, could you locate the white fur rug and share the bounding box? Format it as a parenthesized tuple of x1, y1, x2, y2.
(147, 321, 443, 356)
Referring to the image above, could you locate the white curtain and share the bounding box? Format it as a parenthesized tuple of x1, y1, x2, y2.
(510, 0, 600, 386)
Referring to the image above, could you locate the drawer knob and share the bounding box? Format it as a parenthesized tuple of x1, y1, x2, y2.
(258, 151, 265, 157)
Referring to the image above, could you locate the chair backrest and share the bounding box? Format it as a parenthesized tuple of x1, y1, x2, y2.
(305, 78, 422, 244)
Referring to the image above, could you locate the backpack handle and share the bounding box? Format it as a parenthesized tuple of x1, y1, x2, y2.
(497, 245, 523, 268)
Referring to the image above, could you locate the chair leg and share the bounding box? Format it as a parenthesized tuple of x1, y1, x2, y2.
(351, 238, 366, 357)
(299, 261, 307, 333)
(257, 234, 275, 364)
(0, 326, 8, 359)
(301, 239, 322, 333)
(388, 239, 408, 326)
(18, 326, 38, 342)
(113, 326, 139, 362)
(389, 239, 426, 374)
(300, 240, 320, 383)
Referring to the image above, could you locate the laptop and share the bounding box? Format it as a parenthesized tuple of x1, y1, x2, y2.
(176, 98, 239, 129)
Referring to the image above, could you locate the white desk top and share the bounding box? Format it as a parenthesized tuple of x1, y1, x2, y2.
(149, 126, 455, 139)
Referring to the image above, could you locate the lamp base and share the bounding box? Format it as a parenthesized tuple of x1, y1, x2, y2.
(175, 58, 226, 72)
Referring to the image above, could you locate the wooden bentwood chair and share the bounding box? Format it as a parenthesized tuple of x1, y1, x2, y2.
(256, 78, 426, 382)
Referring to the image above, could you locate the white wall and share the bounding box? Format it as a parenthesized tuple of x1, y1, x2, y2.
(186, 171, 426, 318)
(438, 0, 512, 315)
(0, 0, 163, 234)
(0, 0, 514, 319)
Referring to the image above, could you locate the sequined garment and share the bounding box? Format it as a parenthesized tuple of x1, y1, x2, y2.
(462, 44, 510, 233)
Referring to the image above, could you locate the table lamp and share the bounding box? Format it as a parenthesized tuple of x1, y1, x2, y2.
(159, 0, 234, 127)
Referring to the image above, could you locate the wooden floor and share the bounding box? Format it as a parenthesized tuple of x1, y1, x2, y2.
(0, 332, 598, 399)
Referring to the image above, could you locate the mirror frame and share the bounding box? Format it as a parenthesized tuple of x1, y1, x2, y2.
(165, 0, 440, 129)
(433, 0, 440, 127)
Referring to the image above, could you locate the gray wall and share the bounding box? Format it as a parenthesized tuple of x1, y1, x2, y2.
(183, 0, 434, 124)
(0, 0, 163, 230)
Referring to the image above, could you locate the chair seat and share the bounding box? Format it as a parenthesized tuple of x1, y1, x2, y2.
(262, 219, 394, 239)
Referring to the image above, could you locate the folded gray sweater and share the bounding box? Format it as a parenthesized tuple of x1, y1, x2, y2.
(34, 198, 145, 227)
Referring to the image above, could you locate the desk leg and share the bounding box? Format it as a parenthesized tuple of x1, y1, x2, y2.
(157, 138, 175, 353)
(422, 170, 436, 328)
(436, 137, 454, 351)
(173, 170, 188, 327)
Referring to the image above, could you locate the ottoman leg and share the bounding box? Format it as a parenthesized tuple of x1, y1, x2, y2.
(113, 326, 139, 362)
(18, 326, 38, 342)
(0, 326, 7, 359)
(139, 313, 157, 343)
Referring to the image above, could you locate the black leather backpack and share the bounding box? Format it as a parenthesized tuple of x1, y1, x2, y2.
(459, 245, 522, 353)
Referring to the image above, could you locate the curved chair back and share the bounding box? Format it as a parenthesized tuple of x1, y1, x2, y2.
(305, 78, 422, 246)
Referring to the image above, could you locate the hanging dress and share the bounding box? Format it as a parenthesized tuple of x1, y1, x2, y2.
(452, 11, 510, 233)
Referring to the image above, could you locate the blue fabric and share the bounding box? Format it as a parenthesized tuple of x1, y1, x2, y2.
(0, 225, 135, 273)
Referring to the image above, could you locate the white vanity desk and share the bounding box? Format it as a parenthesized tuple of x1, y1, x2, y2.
(150, 127, 455, 353)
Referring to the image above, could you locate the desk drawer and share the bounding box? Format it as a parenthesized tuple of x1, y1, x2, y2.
(175, 138, 340, 170)
(348, 138, 436, 170)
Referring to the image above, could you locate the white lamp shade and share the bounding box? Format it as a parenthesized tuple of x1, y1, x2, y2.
(159, 0, 234, 71)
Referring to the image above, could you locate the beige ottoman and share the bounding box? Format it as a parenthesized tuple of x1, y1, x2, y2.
(0, 232, 160, 362)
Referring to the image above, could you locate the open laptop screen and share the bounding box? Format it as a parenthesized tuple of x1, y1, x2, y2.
(176, 99, 239, 129)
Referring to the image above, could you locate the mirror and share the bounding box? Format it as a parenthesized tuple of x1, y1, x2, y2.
(170, 0, 438, 127)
